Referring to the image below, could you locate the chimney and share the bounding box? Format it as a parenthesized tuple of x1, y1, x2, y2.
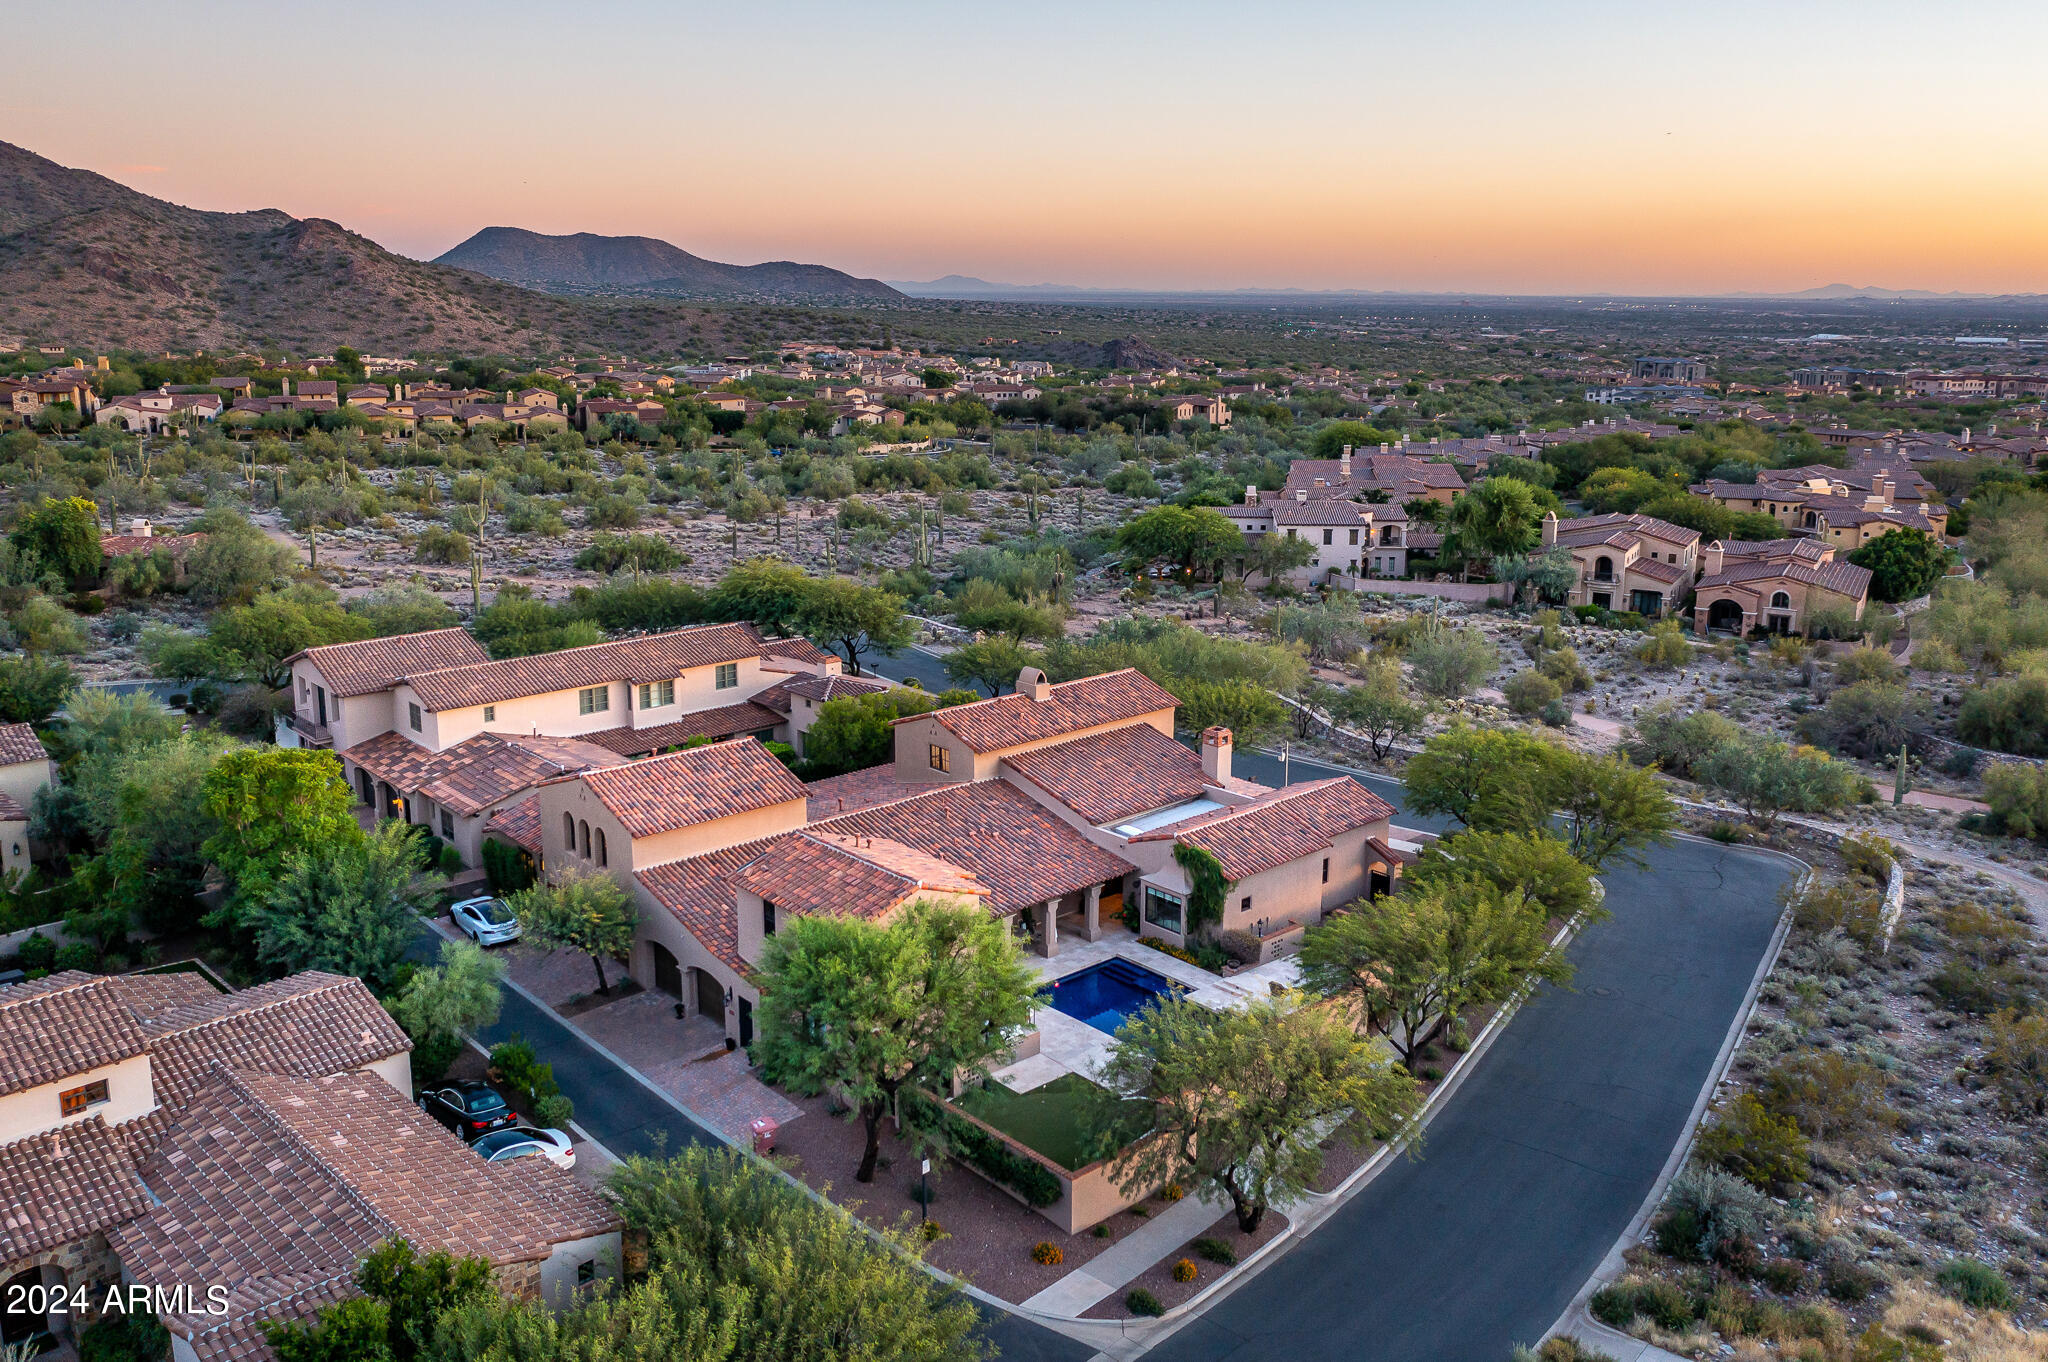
(1244, 484, 1258, 506)
(1379, 442, 1389, 454)
(1018, 665, 1053, 701)
(1541, 510, 1558, 547)
(1963, 426, 1971, 444)
(505, 389, 514, 404)
(1702, 541, 1724, 577)
(128, 518, 152, 538)
(1339, 444, 1352, 480)
(1200, 726, 1233, 785)
(1294, 487, 1308, 503)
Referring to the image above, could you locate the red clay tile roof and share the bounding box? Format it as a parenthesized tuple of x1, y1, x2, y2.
(1130, 778, 1395, 880)
(293, 628, 490, 698)
(0, 1117, 151, 1262)
(637, 840, 770, 970)
(759, 635, 837, 668)
(115, 1068, 618, 1362)
(579, 701, 783, 757)
(752, 673, 892, 716)
(0, 971, 150, 1097)
(139, 971, 412, 1114)
(573, 737, 808, 838)
(401, 622, 767, 712)
(908, 669, 1179, 755)
(803, 766, 958, 819)
(735, 831, 986, 921)
(341, 731, 616, 816)
(999, 723, 1215, 826)
(813, 780, 1133, 912)
(484, 796, 544, 855)
(0, 721, 47, 767)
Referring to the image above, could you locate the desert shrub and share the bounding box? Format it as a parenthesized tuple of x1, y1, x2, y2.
(1192, 1236, 1236, 1265)
(1784, 876, 1885, 947)
(1654, 1167, 1771, 1265)
(1838, 832, 1896, 883)
(16, 932, 57, 972)
(55, 941, 98, 971)
(1797, 681, 1922, 760)
(1031, 1241, 1063, 1266)
(1503, 668, 1562, 717)
(1626, 703, 1739, 778)
(1981, 762, 2048, 840)
(1588, 1283, 1642, 1328)
(1933, 1258, 2014, 1312)
(1823, 1255, 1884, 1303)
(1912, 638, 1962, 673)
(1695, 1093, 1810, 1192)
(77, 1306, 170, 1362)
(1759, 1259, 1805, 1293)
(1761, 1052, 1895, 1144)
(1171, 1258, 1198, 1283)
(1126, 1288, 1164, 1316)
(481, 838, 536, 894)
(1541, 698, 1570, 727)
(1218, 929, 1261, 966)
(1958, 673, 2048, 757)
(413, 525, 471, 564)
(1636, 1278, 1700, 1330)
(1537, 647, 1592, 692)
(1407, 627, 1498, 699)
(1636, 621, 1692, 669)
(1831, 646, 1901, 687)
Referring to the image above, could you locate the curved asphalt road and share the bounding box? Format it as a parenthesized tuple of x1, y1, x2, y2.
(478, 647, 1791, 1362)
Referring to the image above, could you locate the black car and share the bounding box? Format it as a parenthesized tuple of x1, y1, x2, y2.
(417, 1081, 516, 1142)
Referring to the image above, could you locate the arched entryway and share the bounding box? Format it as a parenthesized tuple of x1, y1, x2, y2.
(651, 943, 682, 999)
(2, 1266, 52, 1353)
(1706, 598, 1746, 633)
(1593, 554, 1615, 583)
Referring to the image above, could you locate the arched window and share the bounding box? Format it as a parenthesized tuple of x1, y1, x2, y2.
(579, 820, 590, 858)
(1803, 510, 1818, 528)
(595, 828, 608, 867)
(1594, 555, 1613, 580)
(1771, 591, 1791, 609)
(563, 812, 575, 850)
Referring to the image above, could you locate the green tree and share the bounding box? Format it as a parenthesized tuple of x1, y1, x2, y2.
(801, 687, 977, 778)
(1626, 702, 1741, 779)
(1173, 678, 1287, 746)
(72, 732, 235, 934)
(507, 867, 638, 995)
(753, 900, 1038, 1183)
(201, 747, 363, 930)
(1329, 660, 1425, 758)
(0, 653, 76, 724)
(1237, 529, 1317, 584)
(251, 822, 447, 991)
(1846, 527, 1950, 603)
(387, 938, 506, 1086)
(1099, 992, 1419, 1232)
(1696, 737, 1863, 829)
(267, 1239, 494, 1362)
(1409, 829, 1598, 923)
(706, 557, 816, 636)
(184, 508, 296, 606)
(346, 584, 459, 637)
(1441, 478, 1542, 579)
(1402, 724, 1555, 830)
(1116, 504, 1243, 581)
(793, 576, 914, 675)
(1405, 627, 1499, 699)
(1298, 876, 1569, 1069)
(471, 585, 604, 659)
(1542, 748, 1677, 870)
(9, 495, 102, 582)
(1636, 620, 1693, 669)
(943, 637, 1042, 695)
(1956, 673, 2048, 757)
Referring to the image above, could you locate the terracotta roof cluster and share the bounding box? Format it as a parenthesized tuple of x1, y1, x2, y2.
(100, 531, 207, 558)
(114, 1068, 619, 1362)
(0, 721, 48, 767)
(1553, 512, 1701, 550)
(637, 841, 774, 969)
(759, 635, 838, 669)
(0, 1117, 152, 1262)
(1283, 452, 1466, 499)
(735, 831, 986, 921)
(342, 730, 617, 816)
(579, 702, 783, 757)
(484, 796, 544, 855)
(910, 670, 1178, 755)
(999, 723, 1213, 826)
(294, 629, 491, 698)
(752, 672, 893, 716)
(0, 972, 151, 1097)
(1697, 554, 1873, 599)
(803, 766, 957, 820)
(400, 622, 767, 712)
(1130, 778, 1395, 880)
(573, 737, 808, 838)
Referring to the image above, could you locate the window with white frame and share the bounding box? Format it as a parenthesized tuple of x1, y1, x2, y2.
(639, 680, 675, 709)
(714, 663, 739, 690)
(579, 686, 609, 715)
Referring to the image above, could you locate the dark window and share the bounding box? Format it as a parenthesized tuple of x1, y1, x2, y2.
(60, 1079, 110, 1117)
(715, 663, 739, 690)
(1322, 528, 1333, 545)
(577, 1260, 596, 1285)
(1240, 896, 1251, 912)
(440, 811, 454, 839)
(579, 820, 590, 858)
(595, 828, 608, 867)
(483, 705, 496, 722)
(563, 812, 575, 849)
(1321, 857, 1330, 883)
(409, 702, 422, 731)
(929, 743, 951, 773)
(763, 901, 776, 936)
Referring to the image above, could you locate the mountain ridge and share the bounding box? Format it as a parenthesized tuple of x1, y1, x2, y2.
(435, 226, 902, 303)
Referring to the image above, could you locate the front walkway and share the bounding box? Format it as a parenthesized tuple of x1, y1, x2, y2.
(572, 989, 801, 1144)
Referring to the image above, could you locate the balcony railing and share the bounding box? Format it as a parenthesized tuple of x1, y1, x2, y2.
(283, 711, 333, 747)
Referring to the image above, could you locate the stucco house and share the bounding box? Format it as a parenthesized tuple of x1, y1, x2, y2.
(1224, 487, 1411, 583)
(1691, 538, 1872, 636)
(1280, 444, 1466, 505)
(1543, 511, 1701, 617)
(1691, 458, 1946, 546)
(0, 724, 53, 879)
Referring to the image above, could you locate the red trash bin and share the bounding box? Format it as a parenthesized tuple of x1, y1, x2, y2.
(750, 1116, 779, 1155)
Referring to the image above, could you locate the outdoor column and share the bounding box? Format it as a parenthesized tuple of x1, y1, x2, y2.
(1082, 884, 1103, 942)
(1038, 899, 1058, 958)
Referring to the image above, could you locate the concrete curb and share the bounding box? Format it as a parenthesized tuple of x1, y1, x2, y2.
(1540, 846, 1807, 1356)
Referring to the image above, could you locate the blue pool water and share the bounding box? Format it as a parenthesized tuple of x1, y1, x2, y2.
(1039, 958, 1185, 1034)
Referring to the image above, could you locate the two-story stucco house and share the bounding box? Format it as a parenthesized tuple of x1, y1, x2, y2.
(1544, 511, 1701, 618)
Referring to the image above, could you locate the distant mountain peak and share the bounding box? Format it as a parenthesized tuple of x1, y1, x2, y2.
(434, 226, 902, 303)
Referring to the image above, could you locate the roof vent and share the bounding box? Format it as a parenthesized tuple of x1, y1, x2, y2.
(1017, 665, 1053, 701)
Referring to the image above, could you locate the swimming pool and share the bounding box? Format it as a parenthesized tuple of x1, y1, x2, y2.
(1039, 957, 1185, 1034)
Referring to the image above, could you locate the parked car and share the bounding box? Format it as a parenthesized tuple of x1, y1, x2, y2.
(418, 1081, 517, 1142)
(450, 895, 521, 946)
(472, 1125, 575, 1170)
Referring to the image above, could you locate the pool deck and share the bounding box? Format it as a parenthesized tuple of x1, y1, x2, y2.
(991, 929, 1303, 1093)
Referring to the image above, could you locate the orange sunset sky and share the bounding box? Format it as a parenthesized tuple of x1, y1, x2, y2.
(9, 0, 2046, 295)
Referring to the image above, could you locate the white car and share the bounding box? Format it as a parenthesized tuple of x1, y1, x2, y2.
(472, 1125, 574, 1170)
(450, 895, 520, 946)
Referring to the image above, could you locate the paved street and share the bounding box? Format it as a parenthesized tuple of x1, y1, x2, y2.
(440, 716, 1789, 1362)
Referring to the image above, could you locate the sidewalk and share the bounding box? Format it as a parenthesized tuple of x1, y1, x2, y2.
(1021, 1191, 1220, 1315)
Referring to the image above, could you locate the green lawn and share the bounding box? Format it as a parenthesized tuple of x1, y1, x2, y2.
(956, 1072, 1153, 1172)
